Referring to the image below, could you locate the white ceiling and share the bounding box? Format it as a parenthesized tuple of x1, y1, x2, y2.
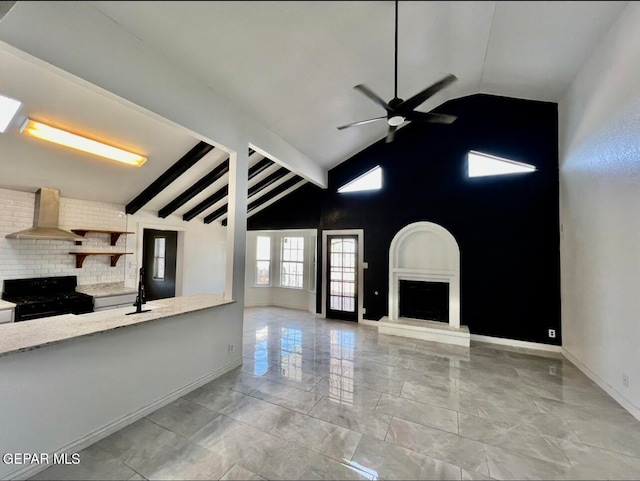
(0, 1, 628, 205)
(89, 0, 627, 168)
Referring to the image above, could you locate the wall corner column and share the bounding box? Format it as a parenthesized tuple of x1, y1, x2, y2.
(225, 147, 249, 305)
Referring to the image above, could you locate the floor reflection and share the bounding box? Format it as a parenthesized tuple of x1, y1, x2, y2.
(345, 459, 380, 480)
(279, 327, 303, 381)
(36, 307, 640, 481)
(253, 326, 269, 376)
(329, 329, 355, 405)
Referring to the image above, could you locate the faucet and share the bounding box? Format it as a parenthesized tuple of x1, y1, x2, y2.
(127, 267, 151, 315)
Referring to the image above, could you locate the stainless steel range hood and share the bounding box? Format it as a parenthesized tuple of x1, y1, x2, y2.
(6, 188, 85, 241)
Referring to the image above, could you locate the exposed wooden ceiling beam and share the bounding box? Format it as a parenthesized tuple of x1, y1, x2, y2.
(248, 167, 289, 197)
(125, 141, 214, 215)
(247, 179, 309, 220)
(221, 175, 304, 226)
(248, 157, 273, 181)
(248, 175, 303, 213)
(246, 172, 295, 206)
(181, 157, 274, 222)
(158, 157, 229, 218)
(203, 204, 227, 224)
(182, 185, 228, 222)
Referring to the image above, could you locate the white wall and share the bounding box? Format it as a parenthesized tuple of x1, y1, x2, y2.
(245, 230, 317, 313)
(559, 2, 640, 419)
(0, 187, 227, 296)
(0, 188, 127, 287)
(125, 210, 227, 296)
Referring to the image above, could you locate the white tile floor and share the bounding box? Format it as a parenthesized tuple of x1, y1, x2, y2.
(33, 307, 640, 480)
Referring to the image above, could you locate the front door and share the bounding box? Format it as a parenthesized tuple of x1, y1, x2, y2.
(142, 229, 177, 300)
(326, 235, 358, 321)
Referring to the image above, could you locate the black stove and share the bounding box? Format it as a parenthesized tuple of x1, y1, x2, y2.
(2, 276, 94, 322)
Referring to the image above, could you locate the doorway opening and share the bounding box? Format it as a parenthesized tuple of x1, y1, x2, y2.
(142, 228, 178, 300)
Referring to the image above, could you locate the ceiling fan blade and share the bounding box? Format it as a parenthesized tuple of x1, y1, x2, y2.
(407, 111, 457, 124)
(399, 74, 458, 112)
(337, 116, 387, 130)
(385, 125, 397, 143)
(354, 84, 391, 111)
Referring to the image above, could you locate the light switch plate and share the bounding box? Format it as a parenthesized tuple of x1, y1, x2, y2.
(363, 262, 369, 269)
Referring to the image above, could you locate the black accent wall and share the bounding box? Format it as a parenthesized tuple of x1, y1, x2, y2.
(249, 94, 561, 345)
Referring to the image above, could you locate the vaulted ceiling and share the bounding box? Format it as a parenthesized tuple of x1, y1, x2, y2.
(0, 1, 629, 213)
(89, 0, 627, 167)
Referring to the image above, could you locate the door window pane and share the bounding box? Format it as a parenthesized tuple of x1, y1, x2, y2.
(153, 237, 166, 280)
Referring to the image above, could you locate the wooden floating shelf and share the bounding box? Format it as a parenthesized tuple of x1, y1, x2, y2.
(71, 229, 134, 246)
(69, 252, 133, 268)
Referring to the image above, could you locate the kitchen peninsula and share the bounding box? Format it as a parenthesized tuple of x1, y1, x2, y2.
(0, 293, 232, 356)
(0, 293, 242, 480)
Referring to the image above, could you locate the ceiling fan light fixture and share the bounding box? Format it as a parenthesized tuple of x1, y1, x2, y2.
(20, 118, 147, 167)
(388, 115, 405, 127)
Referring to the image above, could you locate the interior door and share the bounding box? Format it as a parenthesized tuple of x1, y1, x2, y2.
(142, 228, 177, 300)
(326, 235, 358, 321)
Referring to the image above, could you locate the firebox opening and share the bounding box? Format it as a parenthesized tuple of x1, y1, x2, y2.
(399, 280, 449, 322)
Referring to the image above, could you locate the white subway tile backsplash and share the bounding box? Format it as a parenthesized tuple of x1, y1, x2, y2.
(0, 187, 127, 289)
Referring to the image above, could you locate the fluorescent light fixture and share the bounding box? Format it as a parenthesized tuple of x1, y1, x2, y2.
(338, 165, 382, 193)
(20, 118, 147, 167)
(0, 94, 21, 133)
(468, 150, 536, 178)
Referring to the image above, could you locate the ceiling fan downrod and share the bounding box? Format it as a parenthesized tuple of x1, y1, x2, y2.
(336, 0, 458, 143)
(394, 0, 399, 100)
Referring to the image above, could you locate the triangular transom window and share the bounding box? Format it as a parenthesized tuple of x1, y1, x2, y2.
(468, 150, 536, 178)
(338, 165, 382, 193)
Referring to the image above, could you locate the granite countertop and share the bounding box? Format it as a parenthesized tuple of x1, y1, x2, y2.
(0, 294, 234, 357)
(0, 300, 16, 310)
(76, 282, 137, 297)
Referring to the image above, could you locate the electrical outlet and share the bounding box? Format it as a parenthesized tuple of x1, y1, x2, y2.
(363, 307, 366, 314)
(623, 374, 630, 388)
(548, 329, 556, 339)
(228, 343, 235, 353)
(549, 366, 557, 375)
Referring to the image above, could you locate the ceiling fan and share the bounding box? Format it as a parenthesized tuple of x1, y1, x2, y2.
(337, 0, 458, 143)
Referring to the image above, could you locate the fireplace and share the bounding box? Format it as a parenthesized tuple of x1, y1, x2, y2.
(381, 221, 469, 346)
(399, 280, 449, 322)
(387, 221, 461, 328)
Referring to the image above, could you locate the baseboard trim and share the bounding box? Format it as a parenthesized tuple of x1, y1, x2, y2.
(9, 359, 242, 480)
(471, 334, 562, 353)
(562, 348, 640, 422)
(246, 302, 309, 311)
(358, 319, 379, 328)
